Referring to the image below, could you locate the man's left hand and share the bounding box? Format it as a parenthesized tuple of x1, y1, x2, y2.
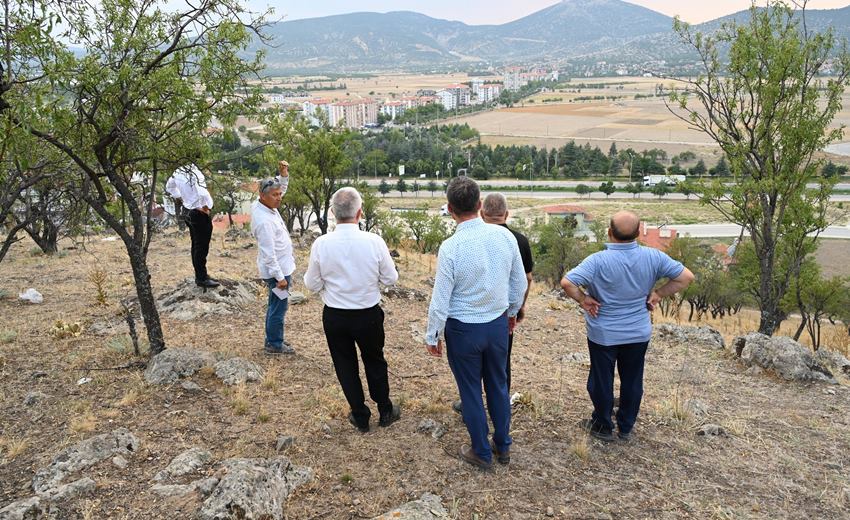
(516, 306, 526, 323)
(646, 291, 662, 311)
(425, 339, 443, 358)
(508, 316, 517, 334)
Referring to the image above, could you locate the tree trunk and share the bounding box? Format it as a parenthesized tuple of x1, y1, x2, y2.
(126, 243, 165, 355)
(793, 317, 806, 342)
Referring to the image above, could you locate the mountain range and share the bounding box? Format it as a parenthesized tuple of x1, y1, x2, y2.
(259, 0, 850, 74)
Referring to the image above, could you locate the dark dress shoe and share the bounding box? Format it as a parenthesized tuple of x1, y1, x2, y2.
(458, 445, 491, 470)
(196, 278, 220, 288)
(452, 400, 463, 414)
(490, 441, 510, 464)
(378, 404, 401, 427)
(579, 418, 615, 442)
(348, 413, 369, 433)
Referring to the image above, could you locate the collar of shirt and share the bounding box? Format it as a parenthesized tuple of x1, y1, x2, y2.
(455, 217, 484, 232)
(255, 201, 280, 216)
(334, 223, 359, 233)
(606, 241, 638, 250)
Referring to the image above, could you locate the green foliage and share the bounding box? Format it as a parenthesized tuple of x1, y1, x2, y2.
(532, 216, 597, 288)
(598, 181, 616, 198)
(401, 209, 429, 250)
(377, 179, 390, 197)
(783, 259, 848, 350)
(396, 178, 407, 197)
(650, 182, 671, 199)
(624, 183, 644, 198)
(821, 161, 849, 178)
(687, 160, 707, 177)
(575, 184, 592, 197)
(670, 1, 849, 334)
(377, 212, 403, 249)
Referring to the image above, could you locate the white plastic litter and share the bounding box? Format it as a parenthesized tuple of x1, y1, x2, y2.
(77, 377, 92, 386)
(101, 236, 118, 242)
(18, 288, 43, 304)
(510, 392, 523, 405)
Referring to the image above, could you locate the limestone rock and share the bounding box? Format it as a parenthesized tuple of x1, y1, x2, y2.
(732, 333, 836, 383)
(144, 348, 216, 385)
(696, 424, 727, 437)
(155, 279, 256, 321)
(151, 483, 195, 497)
(199, 457, 313, 520)
(371, 493, 448, 519)
(32, 428, 139, 494)
(416, 419, 447, 440)
(41, 478, 96, 501)
(655, 324, 725, 350)
(288, 291, 306, 305)
(214, 358, 264, 386)
(0, 496, 41, 520)
(561, 352, 590, 363)
(23, 391, 49, 406)
(154, 448, 212, 482)
(112, 456, 128, 469)
(684, 399, 709, 417)
(275, 436, 295, 452)
(813, 349, 850, 376)
(382, 286, 426, 301)
(181, 380, 202, 392)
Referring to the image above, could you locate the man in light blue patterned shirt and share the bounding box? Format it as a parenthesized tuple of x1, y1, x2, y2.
(425, 176, 527, 469)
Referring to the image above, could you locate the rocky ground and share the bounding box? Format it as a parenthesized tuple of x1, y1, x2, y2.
(0, 231, 849, 519)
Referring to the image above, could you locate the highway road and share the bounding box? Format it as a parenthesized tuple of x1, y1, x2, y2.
(360, 178, 850, 191)
(378, 190, 850, 202)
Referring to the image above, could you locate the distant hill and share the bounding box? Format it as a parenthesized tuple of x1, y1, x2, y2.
(259, 0, 850, 74)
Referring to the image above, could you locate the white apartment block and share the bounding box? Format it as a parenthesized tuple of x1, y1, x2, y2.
(435, 90, 456, 111)
(444, 84, 471, 107)
(380, 101, 406, 120)
(303, 98, 378, 128)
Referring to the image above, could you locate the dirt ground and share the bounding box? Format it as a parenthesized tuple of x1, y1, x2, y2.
(1, 231, 849, 519)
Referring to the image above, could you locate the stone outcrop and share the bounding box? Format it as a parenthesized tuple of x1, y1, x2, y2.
(214, 358, 264, 386)
(144, 348, 216, 384)
(154, 448, 212, 482)
(654, 324, 725, 350)
(732, 333, 836, 384)
(371, 493, 448, 519)
(156, 279, 256, 321)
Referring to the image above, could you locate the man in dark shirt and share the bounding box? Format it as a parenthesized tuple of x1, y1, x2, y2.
(454, 193, 533, 416)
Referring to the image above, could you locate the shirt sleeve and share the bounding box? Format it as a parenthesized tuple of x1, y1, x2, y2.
(519, 236, 534, 274)
(507, 236, 528, 317)
(425, 245, 455, 345)
(165, 177, 181, 198)
(303, 241, 323, 293)
(377, 240, 399, 286)
(565, 254, 598, 287)
(255, 222, 284, 282)
(656, 251, 685, 280)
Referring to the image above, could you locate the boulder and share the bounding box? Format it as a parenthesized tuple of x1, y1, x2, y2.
(181, 380, 202, 392)
(199, 457, 313, 520)
(813, 349, 850, 376)
(732, 333, 836, 384)
(0, 497, 41, 520)
(155, 279, 256, 321)
(154, 448, 212, 482)
(144, 348, 216, 385)
(23, 391, 49, 407)
(654, 324, 725, 350)
(32, 428, 140, 494)
(214, 358, 264, 386)
(275, 436, 295, 452)
(696, 424, 727, 437)
(371, 493, 448, 519)
(151, 477, 220, 498)
(41, 478, 96, 502)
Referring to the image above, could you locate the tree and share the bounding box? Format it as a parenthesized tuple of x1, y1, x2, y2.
(651, 181, 671, 199)
(378, 179, 390, 198)
(533, 216, 595, 288)
(677, 179, 698, 200)
(624, 182, 644, 198)
(396, 178, 407, 198)
(822, 161, 849, 178)
(266, 111, 350, 235)
(785, 259, 847, 350)
(688, 160, 707, 177)
(598, 181, 616, 198)
(401, 209, 429, 250)
(358, 183, 381, 233)
(668, 1, 848, 334)
(411, 181, 421, 198)
(575, 184, 592, 198)
(211, 170, 250, 228)
(2, 0, 268, 355)
(708, 156, 731, 177)
(426, 180, 438, 197)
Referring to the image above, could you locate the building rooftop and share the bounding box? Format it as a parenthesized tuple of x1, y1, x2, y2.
(637, 224, 678, 251)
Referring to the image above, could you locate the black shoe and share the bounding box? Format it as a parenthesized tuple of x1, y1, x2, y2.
(196, 278, 220, 288)
(618, 430, 633, 442)
(452, 400, 463, 414)
(264, 344, 294, 355)
(348, 413, 369, 433)
(490, 441, 510, 465)
(579, 418, 616, 442)
(378, 404, 401, 427)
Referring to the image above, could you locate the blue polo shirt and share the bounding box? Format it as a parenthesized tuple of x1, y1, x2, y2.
(565, 242, 684, 346)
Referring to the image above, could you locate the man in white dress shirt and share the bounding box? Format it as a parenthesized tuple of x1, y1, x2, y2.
(168, 162, 218, 288)
(304, 187, 401, 433)
(251, 162, 296, 354)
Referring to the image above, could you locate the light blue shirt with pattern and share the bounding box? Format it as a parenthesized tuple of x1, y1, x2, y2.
(425, 218, 528, 345)
(565, 241, 684, 346)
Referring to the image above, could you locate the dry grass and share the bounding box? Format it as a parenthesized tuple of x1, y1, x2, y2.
(89, 267, 109, 306)
(0, 436, 30, 461)
(69, 412, 98, 434)
(0, 329, 17, 344)
(230, 384, 251, 416)
(569, 435, 590, 461)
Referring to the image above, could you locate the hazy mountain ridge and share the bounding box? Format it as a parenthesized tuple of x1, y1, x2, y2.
(260, 0, 850, 74)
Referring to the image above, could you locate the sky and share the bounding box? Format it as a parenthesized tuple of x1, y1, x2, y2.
(257, 0, 850, 25)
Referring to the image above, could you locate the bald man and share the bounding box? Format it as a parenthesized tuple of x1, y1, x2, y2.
(561, 211, 694, 442)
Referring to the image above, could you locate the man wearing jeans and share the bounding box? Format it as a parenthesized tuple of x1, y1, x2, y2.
(304, 187, 400, 433)
(561, 211, 694, 441)
(251, 162, 295, 354)
(425, 177, 527, 469)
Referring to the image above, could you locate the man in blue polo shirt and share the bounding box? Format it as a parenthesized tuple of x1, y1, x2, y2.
(561, 211, 694, 442)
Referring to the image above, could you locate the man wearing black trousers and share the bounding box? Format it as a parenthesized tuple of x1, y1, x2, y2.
(169, 163, 219, 288)
(303, 187, 400, 433)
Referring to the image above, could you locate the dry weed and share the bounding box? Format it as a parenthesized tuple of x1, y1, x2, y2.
(199, 365, 216, 378)
(312, 384, 348, 418)
(231, 385, 251, 416)
(89, 267, 109, 306)
(569, 435, 590, 460)
(117, 389, 141, 407)
(0, 436, 29, 461)
(261, 367, 280, 392)
(0, 329, 17, 344)
(257, 409, 271, 423)
(69, 412, 98, 434)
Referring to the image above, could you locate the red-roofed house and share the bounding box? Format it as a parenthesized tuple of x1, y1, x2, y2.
(637, 223, 677, 251)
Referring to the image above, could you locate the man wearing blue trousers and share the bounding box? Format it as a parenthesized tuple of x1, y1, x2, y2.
(562, 211, 694, 442)
(425, 176, 527, 469)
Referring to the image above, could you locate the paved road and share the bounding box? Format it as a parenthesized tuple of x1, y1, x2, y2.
(361, 178, 850, 191)
(378, 190, 850, 202)
(675, 224, 850, 239)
